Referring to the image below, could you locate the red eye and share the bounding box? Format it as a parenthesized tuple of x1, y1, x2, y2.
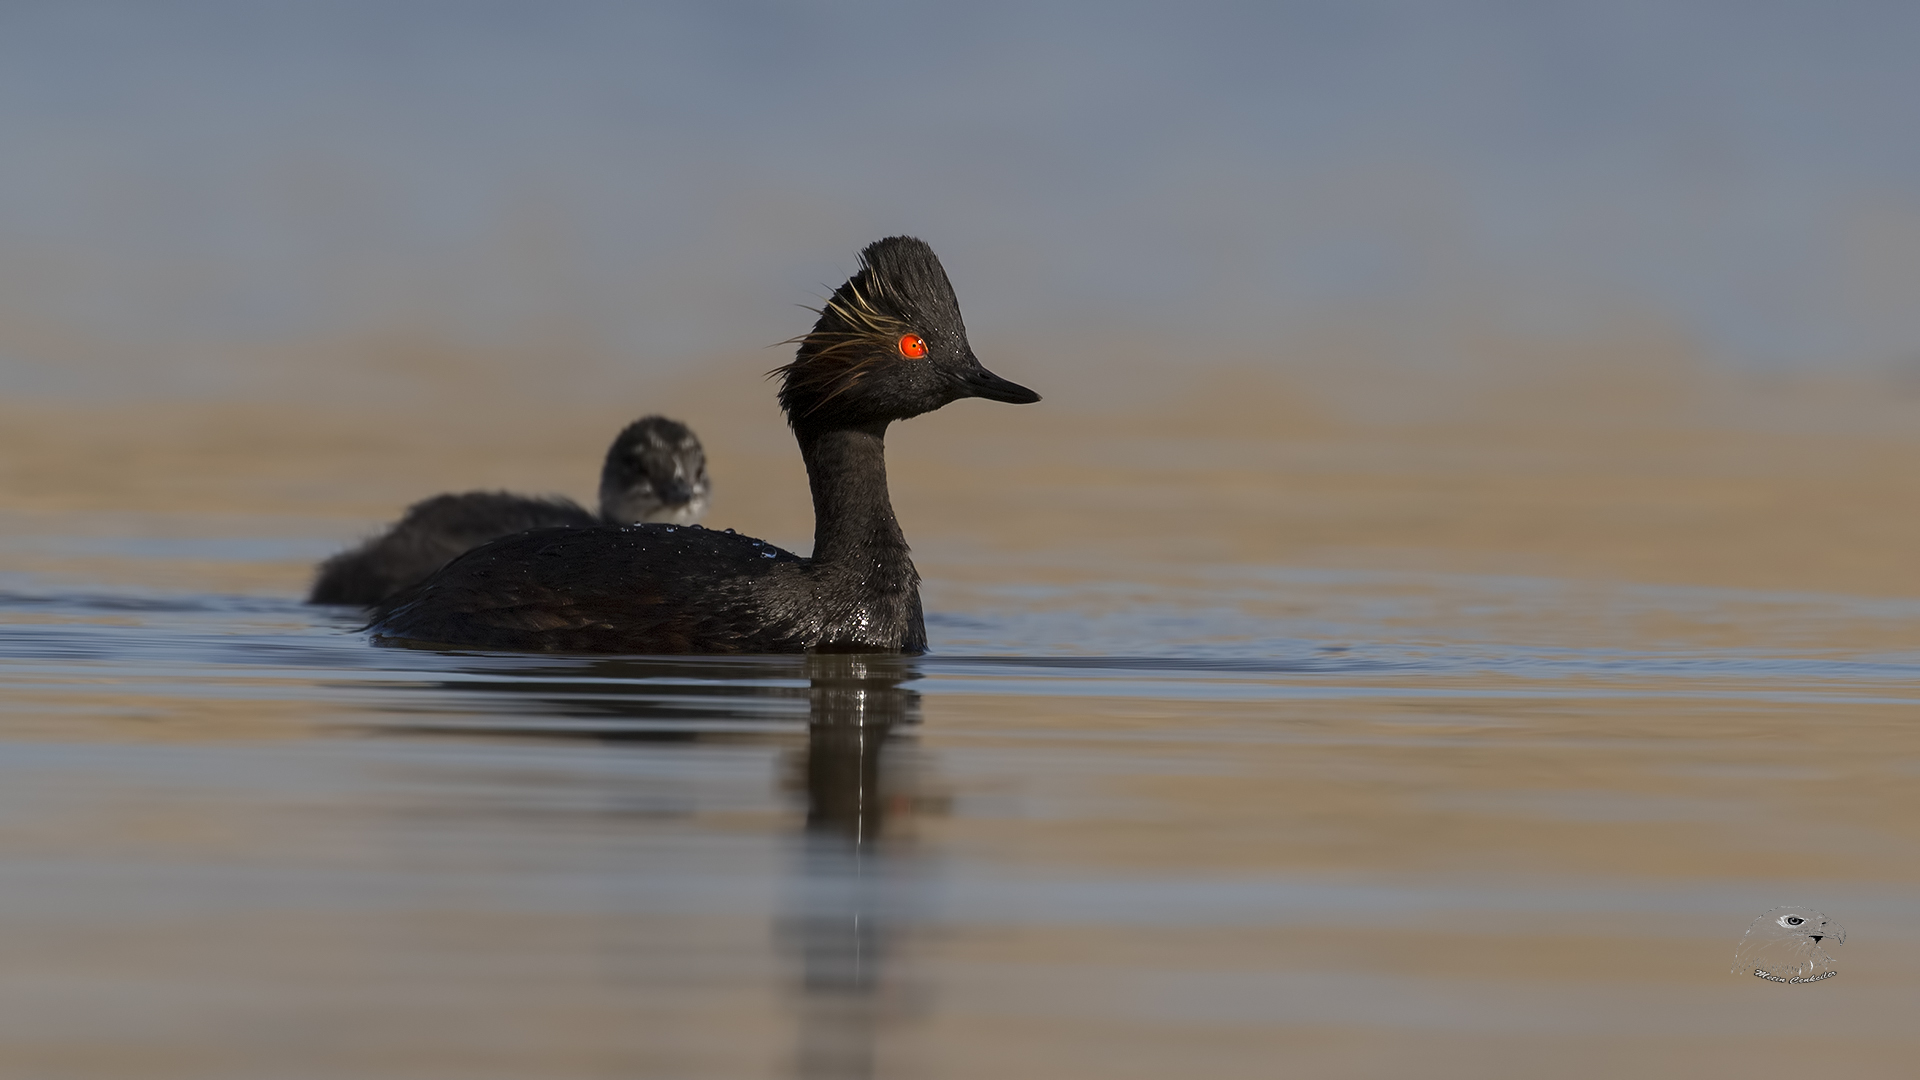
(897, 333, 928, 358)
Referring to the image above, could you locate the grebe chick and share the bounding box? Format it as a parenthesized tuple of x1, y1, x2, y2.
(600, 415, 710, 525)
(368, 235, 1038, 653)
(309, 415, 710, 606)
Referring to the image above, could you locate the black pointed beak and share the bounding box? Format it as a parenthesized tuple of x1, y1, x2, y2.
(1810, 934, 1823, 943)
(957, 360, 1041, 404)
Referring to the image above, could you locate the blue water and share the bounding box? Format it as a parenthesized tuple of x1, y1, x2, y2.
(7, 568, 1920, 714)
(1, 565, 1916, 1078)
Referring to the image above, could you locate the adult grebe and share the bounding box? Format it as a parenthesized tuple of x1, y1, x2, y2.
(367, 236, 1037, 653)
(309, 416, 709, 606)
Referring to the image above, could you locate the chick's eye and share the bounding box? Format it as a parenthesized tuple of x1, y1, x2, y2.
(1785, 917, 1804, 926)
(897, 333, 928, 358)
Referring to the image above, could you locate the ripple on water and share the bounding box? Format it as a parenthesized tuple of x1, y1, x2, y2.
(5, 573, 1920, 719)
(1, 568, 1918, 1076)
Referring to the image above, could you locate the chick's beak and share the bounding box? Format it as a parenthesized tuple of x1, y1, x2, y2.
(957, 357, 1041, 404)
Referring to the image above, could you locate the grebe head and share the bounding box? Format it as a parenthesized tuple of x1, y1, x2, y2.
(597, 415, 711, 524)
(776, 236, 1039, 430)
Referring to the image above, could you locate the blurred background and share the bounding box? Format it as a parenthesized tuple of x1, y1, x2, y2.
(7, 0, 1920, 599)
(5, 0, 1920, 404)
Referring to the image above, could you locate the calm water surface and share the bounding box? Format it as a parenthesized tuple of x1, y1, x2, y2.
(2, 521, 1917, 1078)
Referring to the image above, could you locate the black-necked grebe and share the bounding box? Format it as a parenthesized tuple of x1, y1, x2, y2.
(367, 236, 1038, 653)
(309, 415, 710, 606)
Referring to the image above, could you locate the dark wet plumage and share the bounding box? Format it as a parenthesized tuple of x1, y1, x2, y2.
(367, 236, 1039, 653)
(309, 416, 709, 606)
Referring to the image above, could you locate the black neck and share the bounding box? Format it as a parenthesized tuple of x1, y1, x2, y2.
(797, 422, 910, 569)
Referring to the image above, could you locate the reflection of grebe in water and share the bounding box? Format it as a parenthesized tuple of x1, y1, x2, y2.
(367, 237, 1039, 653)
(783, 655, 924, 1080)
(795, 656, 921, 841)
(309, 416, 708, 606)
(361, 650, 922, 1079)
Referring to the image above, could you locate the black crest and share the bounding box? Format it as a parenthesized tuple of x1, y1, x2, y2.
(775, 236, 969, 424)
